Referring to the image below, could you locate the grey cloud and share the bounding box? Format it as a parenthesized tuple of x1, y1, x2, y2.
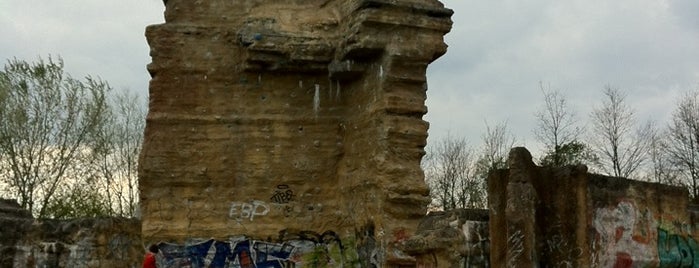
(0, 0, 164, 95)
(670, 0, 699, 31)
(427, 0, 699, 154)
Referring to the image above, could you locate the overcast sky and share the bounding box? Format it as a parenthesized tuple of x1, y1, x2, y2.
(2, 0, 698, 157)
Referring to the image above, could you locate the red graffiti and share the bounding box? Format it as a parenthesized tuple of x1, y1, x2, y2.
(394, 228, 409, 243)
(614, 252, 633, 268)
(615, 226, 624, 242)
(239, 251, 254, 268)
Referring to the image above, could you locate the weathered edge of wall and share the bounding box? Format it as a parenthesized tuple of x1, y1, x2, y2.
(0, 199, 143, 268)
(402, 209, 489, 267)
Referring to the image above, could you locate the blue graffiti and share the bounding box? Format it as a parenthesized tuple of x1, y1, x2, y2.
(157, 230, 345, 268)
(211, 241, 231, 267)
(253, 241, 294, 267)
(159, 239, 294, 268)
(658, 229, 699, 267)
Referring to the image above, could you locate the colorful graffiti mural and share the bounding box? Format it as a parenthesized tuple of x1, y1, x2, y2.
(592, 200, 657, 267)
(157, 231, 353, 268)
(592, 200, 699, 268)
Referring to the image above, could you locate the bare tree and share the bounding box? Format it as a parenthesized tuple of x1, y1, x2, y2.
(533, 82, 583, 166)
(645, 122, 679, 185)
(423, 135, 481, 210)
(589, 86, 649, 178)
(92, 90, 146, 217)
(455, 121, 517, 209)
(666, 91, 699, 199)
(479, 120, 517, 171)
(0, 57, 110, 218)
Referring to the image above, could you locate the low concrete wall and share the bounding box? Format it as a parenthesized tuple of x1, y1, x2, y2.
(0, 199, 143, 268)
(489, 147, 699, 267)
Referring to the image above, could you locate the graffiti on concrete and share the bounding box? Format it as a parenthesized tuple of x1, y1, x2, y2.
(506, 230, 524, 267)
(592, 200, 656, 267)
(355, 222, 381, 267)
(270, 185, 294, 204)
(229, 201, 269, 221)
(543, 216, 582, 268)
(157, 230, 349, 267)
(657, 228, 699, 267)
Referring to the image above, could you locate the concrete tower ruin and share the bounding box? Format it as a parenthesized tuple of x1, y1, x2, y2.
(140, 0, 452, 266)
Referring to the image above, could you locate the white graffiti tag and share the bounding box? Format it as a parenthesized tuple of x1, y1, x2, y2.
(229, 200, 269, 221)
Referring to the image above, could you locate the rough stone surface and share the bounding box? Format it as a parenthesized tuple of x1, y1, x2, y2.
(402, 209, 489, 267)
(0, 199, 142, 267)
(140, 0, 452, 266)
(0, 199, 33, 267)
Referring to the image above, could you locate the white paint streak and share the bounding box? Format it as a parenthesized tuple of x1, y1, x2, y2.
(461, 220, 490, 267)
(507, 230, 524, 267)
(313, 84, 320, 114)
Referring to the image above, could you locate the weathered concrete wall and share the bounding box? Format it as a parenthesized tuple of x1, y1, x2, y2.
(489, 147, 699, 268)
(0, 199, 142, 267)
(140, 0, 452, 266)
(588, 175, 699, 267)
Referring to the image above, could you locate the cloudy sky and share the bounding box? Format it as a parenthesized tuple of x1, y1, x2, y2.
(2, 0, 698, 156)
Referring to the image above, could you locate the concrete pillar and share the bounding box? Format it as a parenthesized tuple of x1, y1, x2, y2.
(504, 147, 539, 267)
(505, 181, 538, 267)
